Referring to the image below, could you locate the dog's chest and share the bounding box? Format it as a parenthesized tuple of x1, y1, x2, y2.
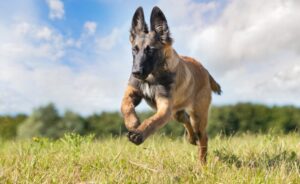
(139, 82, 158, 109)
(140, 82, 156, 99)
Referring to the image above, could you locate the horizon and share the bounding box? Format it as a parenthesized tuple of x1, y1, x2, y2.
(3, 102, 300, 117)
(1, 0, 300, 115)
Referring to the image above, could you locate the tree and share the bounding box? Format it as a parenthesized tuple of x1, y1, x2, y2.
(86, 112, 126, 137)
(57, 110, 86, 137)
(0, 114, 27, 139)
(17, 103, 60, 138)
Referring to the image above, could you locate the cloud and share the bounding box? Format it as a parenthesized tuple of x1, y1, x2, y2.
(1, 0, 300, 115)
(46, 0, 65, 20)
(36, 27, 53, 41)
(0, 60, 126, 114)
(96, 28, 121, 51)
(84, 21, 97, 35)
(0, 17, 130, 115)
(156, 0, 300, 106)
(157, 0, 219, 26)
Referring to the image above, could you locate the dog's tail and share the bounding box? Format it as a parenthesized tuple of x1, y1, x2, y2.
(209, 74, 222, 95)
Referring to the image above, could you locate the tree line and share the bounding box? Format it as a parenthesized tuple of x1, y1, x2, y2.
(0, 103, 299, 140)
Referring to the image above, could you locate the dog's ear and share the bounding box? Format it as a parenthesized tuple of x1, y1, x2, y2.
(130, 7, 148, 43)
(150, 6, 173, 45)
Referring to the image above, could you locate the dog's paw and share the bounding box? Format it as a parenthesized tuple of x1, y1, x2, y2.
(186, 133, 198, 146)
(127, 130, 144, 145)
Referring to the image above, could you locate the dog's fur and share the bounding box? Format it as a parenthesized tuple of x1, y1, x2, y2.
(121, 6, 221, 162)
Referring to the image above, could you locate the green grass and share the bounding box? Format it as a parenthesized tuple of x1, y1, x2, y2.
(0, 134, 299, 183)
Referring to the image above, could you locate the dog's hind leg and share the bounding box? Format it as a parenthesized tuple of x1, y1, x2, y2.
(189, 94, 211, 163)
(174, 110, 197, 145)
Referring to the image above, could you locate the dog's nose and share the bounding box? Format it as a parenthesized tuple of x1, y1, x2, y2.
(132, 66, 144, 77)
(132, 70, 142, 76)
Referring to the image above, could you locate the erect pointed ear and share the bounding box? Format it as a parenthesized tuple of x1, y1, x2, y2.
(130, 7, 148, 42)
(150, 6, 173, 45)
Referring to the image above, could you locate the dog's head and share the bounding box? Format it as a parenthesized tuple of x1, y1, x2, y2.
(130, 6, 172, 80)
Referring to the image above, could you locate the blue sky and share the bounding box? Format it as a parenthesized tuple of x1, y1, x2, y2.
(0, 0, 300, 115)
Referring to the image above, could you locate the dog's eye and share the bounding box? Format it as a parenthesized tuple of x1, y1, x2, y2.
(145, 46, 155, 54)
(132, 46, 139, 53)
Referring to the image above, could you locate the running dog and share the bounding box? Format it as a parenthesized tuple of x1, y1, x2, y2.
(121, 6, 221, 162)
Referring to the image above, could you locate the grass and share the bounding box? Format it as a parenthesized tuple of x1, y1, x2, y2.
(0, 133, 299, 183)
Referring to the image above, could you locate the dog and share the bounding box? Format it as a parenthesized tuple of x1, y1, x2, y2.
(121, 6, 221, 162)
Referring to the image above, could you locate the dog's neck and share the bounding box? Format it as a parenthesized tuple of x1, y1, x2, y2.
(164, 48, 180, 72)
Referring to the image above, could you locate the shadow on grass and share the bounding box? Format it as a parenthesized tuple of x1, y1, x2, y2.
(213, 148, 300, 169)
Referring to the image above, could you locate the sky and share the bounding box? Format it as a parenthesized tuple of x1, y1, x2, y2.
(0, 0, 299, 115)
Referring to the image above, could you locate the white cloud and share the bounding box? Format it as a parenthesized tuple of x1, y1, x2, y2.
(36, 27, 53, 40)
(156, 0, 300, 106)
(84, 21, 97, 35)
(158, 0, 218, 26)
(0, 18, 130, 115)
(1, 0, 300, 115)
(0, 1, 39, 24)
(0, 61, 126, 114)
(15, 22, 32, 35)
(96, 28, 121, 51)
(46, 0, 65, 20)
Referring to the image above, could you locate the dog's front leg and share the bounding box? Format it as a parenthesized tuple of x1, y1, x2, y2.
(121, 85, 142, 131)
(128, 96, 172, 145)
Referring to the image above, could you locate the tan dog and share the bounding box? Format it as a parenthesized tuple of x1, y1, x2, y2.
(121, 6, 221, 162)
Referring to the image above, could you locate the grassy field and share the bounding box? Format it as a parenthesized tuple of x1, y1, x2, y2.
(0, 134, 299, 184)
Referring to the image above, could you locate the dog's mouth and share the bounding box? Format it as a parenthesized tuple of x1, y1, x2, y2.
(133, 73, 148, 80)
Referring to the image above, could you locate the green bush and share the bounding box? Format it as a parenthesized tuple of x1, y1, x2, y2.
(17, 104, 86, 139)
(0, 103, 298, 140)
(0, 114, 27, 139)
